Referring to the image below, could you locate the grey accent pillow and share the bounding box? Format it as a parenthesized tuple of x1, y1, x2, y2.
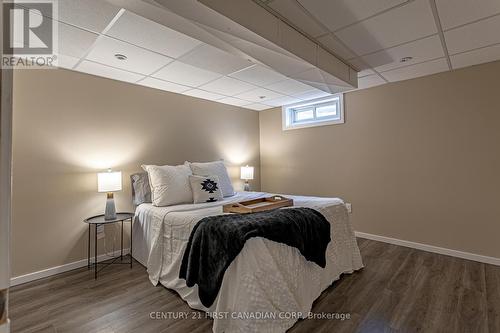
(187, 161, 235, 197)
(131, 172, 151, 205)
(189, 175, 223, 204)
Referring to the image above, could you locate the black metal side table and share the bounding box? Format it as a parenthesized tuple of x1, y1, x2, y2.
(84, 212, 134, 279)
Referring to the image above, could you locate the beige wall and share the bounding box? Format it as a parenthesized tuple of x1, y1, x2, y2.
(12, 69, 260, 277)
(260, 60, 500, 259)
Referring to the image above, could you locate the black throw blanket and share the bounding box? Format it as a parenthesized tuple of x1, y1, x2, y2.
(179, 207, 331, 307)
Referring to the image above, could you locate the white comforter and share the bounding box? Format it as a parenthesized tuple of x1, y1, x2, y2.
(134, 192, 363, 333)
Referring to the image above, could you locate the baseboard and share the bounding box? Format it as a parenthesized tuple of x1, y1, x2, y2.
(11, 232, 500, 286)
(355, 231, 500, 266)
(10, 249, 130, 287)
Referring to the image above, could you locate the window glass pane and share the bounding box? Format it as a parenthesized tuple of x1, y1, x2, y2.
(316, 103, 338, 118)
(284, 94, 344, 130)
(294, 108, 314, 122)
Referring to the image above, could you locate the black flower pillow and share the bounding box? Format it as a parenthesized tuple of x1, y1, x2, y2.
(189, 175, 224, 204)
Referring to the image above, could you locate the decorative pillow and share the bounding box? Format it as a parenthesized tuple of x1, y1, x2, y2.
(142, 163, 193, 207)
(130, 172, 151, 205)
(187, 161, 235, 197)
(189, 175, 223, 203)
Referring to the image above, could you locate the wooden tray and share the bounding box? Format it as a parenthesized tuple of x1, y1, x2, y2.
(223, 195, 293, 214)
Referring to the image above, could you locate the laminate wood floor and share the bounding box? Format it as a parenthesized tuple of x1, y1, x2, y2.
(10, 238, 500, 333)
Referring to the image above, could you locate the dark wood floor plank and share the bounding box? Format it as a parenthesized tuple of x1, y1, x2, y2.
(485, 264, 500, 332)
(415, 253, 457, 332)
(454, 260, 488, 332)
(355, 288, 402, 333)
(462, 260, 486, 293)
(455, 287, 488, 333)
(10, 239, 500, 333)
(387, 263, 430, 331)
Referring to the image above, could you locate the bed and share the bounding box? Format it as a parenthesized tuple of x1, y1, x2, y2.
(132, 190, 363, 333)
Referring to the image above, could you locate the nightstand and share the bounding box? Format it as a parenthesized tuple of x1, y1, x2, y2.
(84, 212, 134, 279)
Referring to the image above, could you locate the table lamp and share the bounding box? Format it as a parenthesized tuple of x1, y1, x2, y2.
(240, 165, 254, 191)
(98, 169, 122, 220)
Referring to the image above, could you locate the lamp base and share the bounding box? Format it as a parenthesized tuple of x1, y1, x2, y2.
(244, 181, 251, 192)
(104, 192, 117, 220)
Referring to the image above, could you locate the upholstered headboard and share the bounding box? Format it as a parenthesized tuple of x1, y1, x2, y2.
(130, 172, 151, 206)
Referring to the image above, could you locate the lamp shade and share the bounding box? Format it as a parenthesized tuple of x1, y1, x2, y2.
(240, 165, 254, 180)
(98, 170, 122, 193)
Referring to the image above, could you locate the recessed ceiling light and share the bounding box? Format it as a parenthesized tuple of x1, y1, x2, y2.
(400, 56, 413, 63)
(114, 54, 127, 61)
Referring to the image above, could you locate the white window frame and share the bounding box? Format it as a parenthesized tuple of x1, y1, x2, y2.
(282, 94, 344, 131)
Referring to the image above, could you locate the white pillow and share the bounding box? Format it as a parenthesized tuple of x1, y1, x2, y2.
(142, 163, 193, 206)
(187, 161, 235, 197)
(189, 175, 224, 204)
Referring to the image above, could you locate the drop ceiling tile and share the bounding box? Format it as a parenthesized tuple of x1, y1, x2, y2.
(303, 81, 352, 94)
(298, 0, 408, 32)
(316, 35, 356, 60)
(324, 82, 348, 94)
(450, 44, 500, 69)
(218, 97, 251, 106)
(279, 23, 319, 66)
(58, 22, 98, 59)
(336, 0, 437, 56)
(327, 84, 352, 93)
(179, 44, 254, 75)
(362, 35, 444, 72)
(358, 69, 375, 77)
(266, 79, 315, 95)
(293, 67, 324, 83)
(59, 0, 121, 33)
(199, 77, 256, 95)
(436, 0, 500, 30)
(381, 58, 449, 82)
(264, 96, 302, 107)
(235, 87, 285, 102)
(57, 55, 80, 69)
(183, 89, 226, 101)
(15, 2, 50, 16)
(137, 78, 190, 93)
(243, 103, 270, 111)
(357, 74, 386, 89)
(229, 64, 287, 86)
(294, 89, 331, 100)
(300, 80, 329, 92)
(19, 0, 120, 33)
(25, 8, 94, 60)
(445, 15, 500, 55)
(76, 60, 144, 83)
(153, 61, 222, 87)
(268, 0, 326, 37)
(348, 57, 372, 71)
(293, 68, 349, 87)
(106, 11, 202, 58)
(232, 38, 315, 76)
(86, 36, 173, 75)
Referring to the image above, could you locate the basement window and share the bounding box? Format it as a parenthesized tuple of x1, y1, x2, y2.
(282, 94, 344, 130)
